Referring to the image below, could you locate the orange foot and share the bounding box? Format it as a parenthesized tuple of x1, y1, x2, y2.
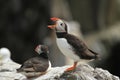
(65, 62, 78, 72)
(65, 66, 75, 72)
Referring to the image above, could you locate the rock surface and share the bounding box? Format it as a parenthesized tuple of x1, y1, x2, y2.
(0, 72, 26, 80)
(59, 64, 119, 80)
(0, 64, 119, 80)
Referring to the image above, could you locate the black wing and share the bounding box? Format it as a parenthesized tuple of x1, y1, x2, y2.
(17, 57, 49, 72)
(65, 34, 99, 59)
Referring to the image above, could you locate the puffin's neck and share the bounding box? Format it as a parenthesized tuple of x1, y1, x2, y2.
(56, 32, 67, 38)
(39, 52, 48, 59)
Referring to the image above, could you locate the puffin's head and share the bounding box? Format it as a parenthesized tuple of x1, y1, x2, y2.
(35, 45, 49, 55)
(48, 17, 68, 33)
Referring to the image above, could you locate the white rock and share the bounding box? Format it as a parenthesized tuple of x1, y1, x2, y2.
(0, 72, 26, 80)
(0, 64, 119, 80)
(94, 68, 120, 80)
(0, 48, 21, 72)
(35, 66, 70, 80)
(35, 64, 120, 80)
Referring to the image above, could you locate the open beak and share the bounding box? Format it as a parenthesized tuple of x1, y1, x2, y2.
(48, 17, 59, 29)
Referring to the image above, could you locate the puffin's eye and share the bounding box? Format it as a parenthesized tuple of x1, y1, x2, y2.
(60, 23, 64, 26)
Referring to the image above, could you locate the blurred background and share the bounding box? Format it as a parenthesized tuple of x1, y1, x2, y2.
(0, 0, 120, 77)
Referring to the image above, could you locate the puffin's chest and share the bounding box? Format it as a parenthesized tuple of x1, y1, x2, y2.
(56, 38, 73, 53)
(56, 38, 80, 61)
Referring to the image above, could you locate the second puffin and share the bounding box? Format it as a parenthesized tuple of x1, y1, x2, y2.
(17, 45, 51, 73)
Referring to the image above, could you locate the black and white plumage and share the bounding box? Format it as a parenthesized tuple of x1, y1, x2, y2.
(48, 17, 99, 71)
(17, 45, 51, 72)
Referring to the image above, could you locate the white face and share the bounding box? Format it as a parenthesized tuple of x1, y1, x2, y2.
(35, 45, 49, 54)
(55, 20, 67, 32)
(35, 45, 42, 54)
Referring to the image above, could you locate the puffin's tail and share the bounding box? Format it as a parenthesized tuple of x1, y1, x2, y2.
(17, 65, 24, 72)
(88, 49, 100, 60)
(17, 68, 23, 72)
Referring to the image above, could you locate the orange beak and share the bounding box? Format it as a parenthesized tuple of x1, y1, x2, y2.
(48, 17, 59, 29)
(50, 17, 59, 21)
(48, 25, 56, 29)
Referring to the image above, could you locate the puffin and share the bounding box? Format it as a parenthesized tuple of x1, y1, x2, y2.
(48, 17, 99, 71)
(17, 45, 51, 73)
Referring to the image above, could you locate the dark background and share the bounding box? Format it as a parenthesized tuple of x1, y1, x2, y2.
(0, 0, 51, 63)
(0, 0, 120, 77)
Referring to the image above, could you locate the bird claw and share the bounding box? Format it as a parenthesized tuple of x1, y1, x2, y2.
(65, 62, 78, 72)
(65, 66, 76, 72)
